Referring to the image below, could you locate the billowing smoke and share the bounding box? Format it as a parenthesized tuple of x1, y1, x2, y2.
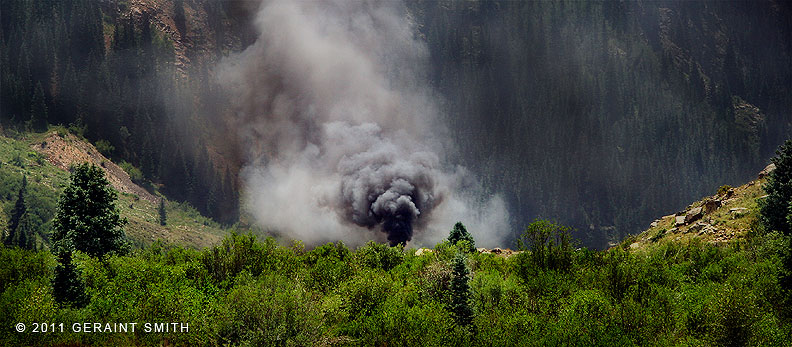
(218, 0, 510, 247)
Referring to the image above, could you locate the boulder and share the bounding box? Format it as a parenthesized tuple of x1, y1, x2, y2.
(703, 199, 721, 214)
(685, 207, 704, 224)
(650, 220, 659, 228)
(758, 163, 776, 179)
(675, 215, 686, 226)
(688, 222, 708, 233)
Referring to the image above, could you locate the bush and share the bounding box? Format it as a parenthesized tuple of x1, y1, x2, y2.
(119, 161, 143, 184)
(94, 140, 114, 157)
(516, 219, 575, 275)
(717, 184, 733, 196)
(354, 241, 404, 271)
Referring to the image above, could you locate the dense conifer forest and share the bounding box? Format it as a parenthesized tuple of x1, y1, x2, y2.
(2, 1, 792, 345)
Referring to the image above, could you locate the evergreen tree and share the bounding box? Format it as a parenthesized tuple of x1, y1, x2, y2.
(52, 250, 88, 308)
(759, 140, 792, 235)
(14, 209, 35, 250)
(448, 222, 475, 253)
(52, 163, 128, 258)
(158, 198, 167, 226)
(450, 252, 474, 328)
(4, 176, 27, 247)
(30, 81, 48, 131)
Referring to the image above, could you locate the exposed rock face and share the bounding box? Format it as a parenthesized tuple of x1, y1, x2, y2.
(685, 207, 704, 224)
(759, 163, 776, 179)
(675, 215, 686, 227)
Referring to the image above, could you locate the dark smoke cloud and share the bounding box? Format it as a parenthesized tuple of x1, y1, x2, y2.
(218, 0, 509, 247)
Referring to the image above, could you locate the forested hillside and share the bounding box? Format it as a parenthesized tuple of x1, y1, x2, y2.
(409, 1, 792, 247)
(3, 0, 792, 247)
(0, 0, 242, 224)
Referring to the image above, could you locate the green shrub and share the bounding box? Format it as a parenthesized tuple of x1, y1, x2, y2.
(717, 184, 733, 196)
(119, 161, 143, 184)
(516, 219, 575, 276)
(217, 274, 324, 346)
(354, 241, 404, 271)
(94, 140, 114, 157)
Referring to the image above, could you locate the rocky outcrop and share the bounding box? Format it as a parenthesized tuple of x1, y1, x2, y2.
(758, 163, 776, 179)
(684, 207, 704, 224)
(704, 199, 721, 214)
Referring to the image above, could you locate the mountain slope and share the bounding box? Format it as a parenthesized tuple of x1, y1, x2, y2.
(626, 164, 774, 250)
(0, 129, 227, 249)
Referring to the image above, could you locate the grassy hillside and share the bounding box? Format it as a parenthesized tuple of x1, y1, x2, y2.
(626, 169, 769, 251)
(0, 128, 227, 250)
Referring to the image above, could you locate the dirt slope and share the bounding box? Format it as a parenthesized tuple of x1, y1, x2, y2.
(33, 131, 157, 203)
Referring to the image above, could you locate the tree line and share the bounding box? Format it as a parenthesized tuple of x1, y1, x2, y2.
(0, 0, 238, 224)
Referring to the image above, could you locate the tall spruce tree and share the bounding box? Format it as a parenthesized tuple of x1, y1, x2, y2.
(52, 250, 88, 307)
(52, 163, 128, 258)
(451, 252, 474, 328)
(448, 222, 475, 253)
(4, 176, 28, 247)
(158, 198, 167, 226)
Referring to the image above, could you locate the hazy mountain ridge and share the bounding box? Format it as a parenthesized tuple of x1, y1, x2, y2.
(408, 0, 792, 247)
(2, 0, 791, 248)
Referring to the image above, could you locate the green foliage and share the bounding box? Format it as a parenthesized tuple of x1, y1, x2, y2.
(52, 163, 128, 258)
(450, 252, 474, 328)
(448, 222, 475, 253)
(516, 219, 575, 275)
(119, 160, 143, 184)
(717, 184, 733, 196)
(1, 225, 791, 345)
(52, 251, 87, 308)
(760, 139, 792, 236)
(94, 139, 114, 157)
(354, 240, 404, 271)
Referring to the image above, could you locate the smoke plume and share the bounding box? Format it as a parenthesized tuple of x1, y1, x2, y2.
(218, 0, 510, 247)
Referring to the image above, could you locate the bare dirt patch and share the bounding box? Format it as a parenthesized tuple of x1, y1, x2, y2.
(33, 132, 158, 203)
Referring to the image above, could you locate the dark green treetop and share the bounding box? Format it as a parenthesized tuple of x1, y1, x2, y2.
(448, 222, 475, 253)
(52, 163, 128, 257)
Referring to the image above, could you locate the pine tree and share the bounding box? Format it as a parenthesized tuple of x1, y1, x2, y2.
(448, 222, 475, 253)
(52, 163, 128, 258)
(13, 209, 35, 250)
(30, 81, 48, 131)
(451, 252, 474, 327)
(4, 176, 27, 247)
(52, 250, 88, 307)
(158, 198, 167, 226)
